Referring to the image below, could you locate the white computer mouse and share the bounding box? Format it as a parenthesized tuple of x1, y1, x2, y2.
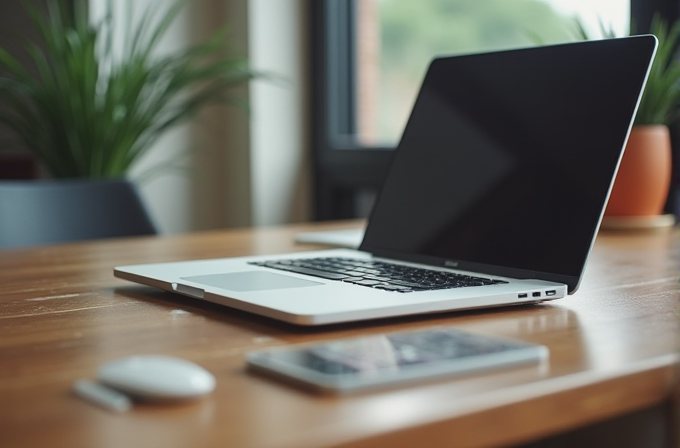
(98, 355, 216, 401)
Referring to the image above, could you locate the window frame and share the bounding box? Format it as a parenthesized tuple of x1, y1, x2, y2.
(310, 0, 671, 221)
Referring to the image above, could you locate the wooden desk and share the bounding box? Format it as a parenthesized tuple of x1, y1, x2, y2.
(1, 221, 679, 448)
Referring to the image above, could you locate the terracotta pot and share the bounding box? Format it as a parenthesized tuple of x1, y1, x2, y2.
(604, 125, 672, 217)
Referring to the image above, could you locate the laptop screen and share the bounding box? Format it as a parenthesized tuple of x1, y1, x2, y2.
(360, 36, 656, 291)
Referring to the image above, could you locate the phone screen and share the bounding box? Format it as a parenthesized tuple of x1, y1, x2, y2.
(247, 327, 547, 392)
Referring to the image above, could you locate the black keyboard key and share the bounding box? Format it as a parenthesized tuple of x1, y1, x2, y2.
(363, 275, 392, 282)
(389, 279, 432, 288)
(353, 279, 382, 286)
(340, 270, 365, 277)
(263, 263, 349, 280)
(375, 285, 414, 292)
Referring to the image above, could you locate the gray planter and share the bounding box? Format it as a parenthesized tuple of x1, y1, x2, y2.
(0, 179, 157, 249)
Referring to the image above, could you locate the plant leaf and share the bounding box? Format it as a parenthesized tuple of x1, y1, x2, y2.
(0, 0, 259, 178)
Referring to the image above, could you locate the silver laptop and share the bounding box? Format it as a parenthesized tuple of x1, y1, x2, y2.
(116, 36, 656, 325)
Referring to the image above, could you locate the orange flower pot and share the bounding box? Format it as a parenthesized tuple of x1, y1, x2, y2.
(604, 125, 672, 217)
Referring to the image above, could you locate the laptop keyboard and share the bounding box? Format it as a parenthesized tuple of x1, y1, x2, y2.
(248, 257, 508, 293)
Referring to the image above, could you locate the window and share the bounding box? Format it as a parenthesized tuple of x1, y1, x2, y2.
(357, 0, 629, 147)
(310, 0, 670, 220)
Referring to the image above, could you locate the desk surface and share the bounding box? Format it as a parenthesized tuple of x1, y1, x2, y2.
(1, 221, 679, 448)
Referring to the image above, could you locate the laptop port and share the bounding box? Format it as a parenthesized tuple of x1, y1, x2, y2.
(518, 293, 528, 298)
(545, 290, 557, 296)
(532, 292, 541, 298)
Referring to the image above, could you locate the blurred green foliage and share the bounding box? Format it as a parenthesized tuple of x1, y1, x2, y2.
(371, 0, 576, 143)
(0, 0, 256, 179)
(380, 0, 573, 77)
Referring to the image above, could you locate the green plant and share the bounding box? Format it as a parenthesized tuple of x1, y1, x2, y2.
(567, 16, 680, 126)
(0, 0, 256, 178)
(634, 17, 680, 125)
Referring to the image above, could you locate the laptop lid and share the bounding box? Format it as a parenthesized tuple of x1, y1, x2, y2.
(359, 36, 657, 293)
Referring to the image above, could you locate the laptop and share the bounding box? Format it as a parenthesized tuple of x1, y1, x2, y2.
(116, 36, 657, 326)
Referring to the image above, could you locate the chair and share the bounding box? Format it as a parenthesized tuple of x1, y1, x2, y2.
(0, 179, 158, 249)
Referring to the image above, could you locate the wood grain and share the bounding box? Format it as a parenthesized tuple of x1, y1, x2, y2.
(1, 221, 679, 448)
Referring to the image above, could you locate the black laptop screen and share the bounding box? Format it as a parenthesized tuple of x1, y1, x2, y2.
(360, 37, 656, 289)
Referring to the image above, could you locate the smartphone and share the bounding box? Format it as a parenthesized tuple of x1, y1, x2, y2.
(246, 326, 548, 393)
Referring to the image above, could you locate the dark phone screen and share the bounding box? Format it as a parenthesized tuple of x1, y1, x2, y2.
(294, 329, 533, 375)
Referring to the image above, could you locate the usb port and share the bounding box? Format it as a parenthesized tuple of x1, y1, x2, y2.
(518, 293, 528, 298)
(532, 292, 541, 298)
(545, 290, 556, 297)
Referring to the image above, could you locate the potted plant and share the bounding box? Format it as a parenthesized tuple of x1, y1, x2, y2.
(601, 17, 680, 226)
(537, 17, 680, 227)
(0, 0, 256, 178)
(0, 1, 256, 238)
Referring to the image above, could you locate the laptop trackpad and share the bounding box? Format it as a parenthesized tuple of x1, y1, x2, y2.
(182, 271, 323, 292)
